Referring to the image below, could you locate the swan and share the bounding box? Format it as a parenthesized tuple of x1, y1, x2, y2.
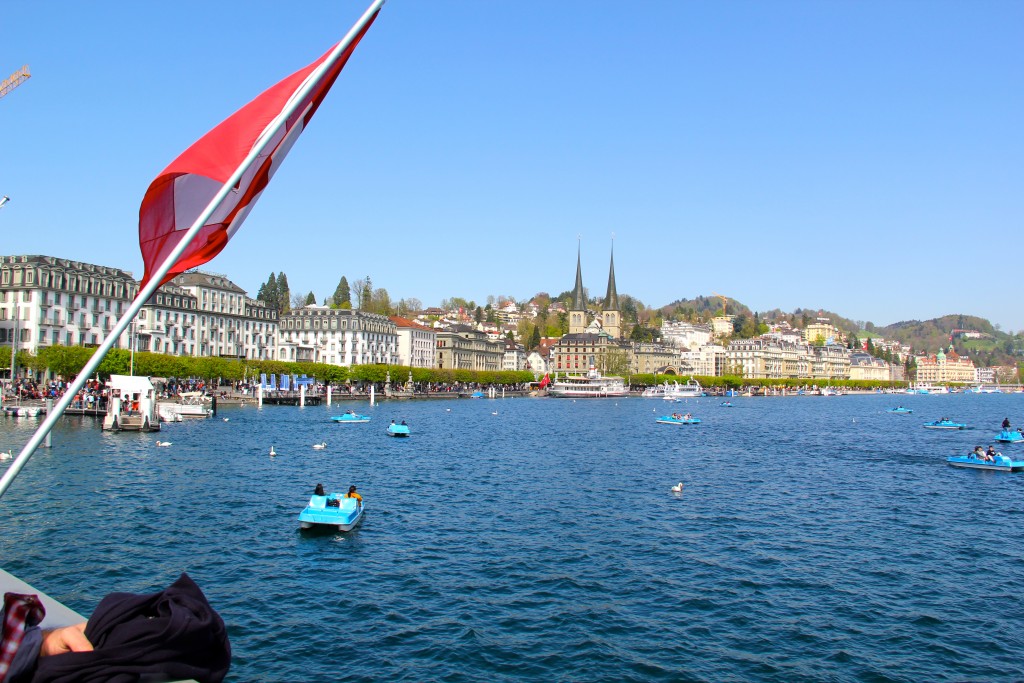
(446, 408, 451, 412)
(312, 442, 327, 450)
(671, 482, 684, 493)
(269, 446, 277, 457)
(491, 411, 498, 416)
(223, 417, 230, 422)
(0, 450, 13, 461)
(156, 441, 172, 447)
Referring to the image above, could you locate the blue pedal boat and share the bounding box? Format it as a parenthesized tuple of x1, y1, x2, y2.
(298, 494, 364, 530)
(720, 402, 734, 407)
(923, 419, 968, 430)
(656, 414, 701, 425)
(331, 411, 371, 424)
(386, 422, 410, 437)
(888, 407, 913, 415)
(994, 429, 1024, 443)
(947, 453, 1024, 472)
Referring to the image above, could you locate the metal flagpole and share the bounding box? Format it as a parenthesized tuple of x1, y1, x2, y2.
(0, 0, 385, 500)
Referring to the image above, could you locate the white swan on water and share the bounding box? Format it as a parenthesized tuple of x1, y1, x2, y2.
(269, 446, 277, 457)
(671, 482, 684, 493)
(156, 441, 172, 447)
(0, 450, 13, 461)
(312, 442, 327, 450)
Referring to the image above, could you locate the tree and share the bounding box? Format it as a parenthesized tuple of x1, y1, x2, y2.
(352, 277, 368, 309)
(277, 273, 291, 314)
(529, 325, 541, 351)
(305, 291, 316, 306)
(257, 273, 279, 311)
(474, 306, 484, 324)
(332, 276, 351, 308)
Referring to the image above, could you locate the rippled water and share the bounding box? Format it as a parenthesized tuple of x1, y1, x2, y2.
(2, 393, 1024, 682)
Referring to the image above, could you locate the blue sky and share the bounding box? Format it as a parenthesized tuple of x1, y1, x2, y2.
(3, 1, 1021, 332)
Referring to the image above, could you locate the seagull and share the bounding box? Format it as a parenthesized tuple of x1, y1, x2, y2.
(156, 441, 172, 447)
(269, 446, 277, 457)
(446, 408, 451, 412)
(312, 442, 327, 450)
(671, 482, 684, 493)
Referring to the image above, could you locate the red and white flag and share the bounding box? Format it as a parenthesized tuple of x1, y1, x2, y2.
(138, 6, 380, 287)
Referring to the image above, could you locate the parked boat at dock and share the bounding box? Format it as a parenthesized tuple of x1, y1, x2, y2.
(642, 379, 703, 399)
(548, 367, 628, 399)
(102, 375, 160, 432)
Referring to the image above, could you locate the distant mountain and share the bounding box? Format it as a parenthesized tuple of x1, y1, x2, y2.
(659, 295, 751, 320)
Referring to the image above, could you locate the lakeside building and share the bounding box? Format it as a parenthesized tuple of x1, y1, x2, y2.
(137, 284, 199, 356)
(915, 347, 975, 384)
(848, 352, 903, 382)
(389, 315, 436, 368)
(503, 341, 528, 371)
(679, 345, 728, 377)
(723, 337, 852, 380)
(660, 321, 712, 350)
(803, 318, 846, 346)
(551, 328, 629, 375)
(0, 255, 137, 359)
(277, 305, 396, 366)
(631, 341, 678, 376)
(436, 324, 504, 371)
(974, 367, 996, 384)
(711, 316, 734, 338)
(172, 271, 278, 359)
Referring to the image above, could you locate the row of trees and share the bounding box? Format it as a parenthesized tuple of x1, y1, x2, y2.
(257, 272, 423, 318)
(3, 345, 534, 388)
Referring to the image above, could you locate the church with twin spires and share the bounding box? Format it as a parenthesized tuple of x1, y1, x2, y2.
(552, 242, 677, 377)
(567, 243, 621, 339)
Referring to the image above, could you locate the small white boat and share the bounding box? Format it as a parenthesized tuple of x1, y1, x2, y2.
(642, 379, 703, 399)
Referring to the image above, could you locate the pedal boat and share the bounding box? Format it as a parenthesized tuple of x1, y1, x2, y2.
(656, 415, 701, 425)
(331, 412, 371, 424)
(386, 423, 410, 437)
(947, 453, 1024, 472)
(923, 419, 967, 430)
(994, 429, 1024, 443)
(298, 494, 364, 530)
(888, 407, 913, 414)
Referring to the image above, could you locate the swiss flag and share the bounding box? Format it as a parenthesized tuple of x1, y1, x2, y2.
(139, 7, 380, 287)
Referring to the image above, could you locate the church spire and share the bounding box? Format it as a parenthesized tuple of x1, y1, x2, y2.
(604, 239, 619, 311)
(572, 239, 586, 312)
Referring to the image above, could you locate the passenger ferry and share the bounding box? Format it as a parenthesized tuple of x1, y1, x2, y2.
(641, 379, 704, 399)
(548, 366, 629, 398)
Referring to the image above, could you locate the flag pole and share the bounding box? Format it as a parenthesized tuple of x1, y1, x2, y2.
(0, 0, 385, 500)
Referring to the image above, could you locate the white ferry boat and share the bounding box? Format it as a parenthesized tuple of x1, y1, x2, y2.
(548, 367, 628, 398)
(641, 379, 704, 399)
(906, 383, 948, 395)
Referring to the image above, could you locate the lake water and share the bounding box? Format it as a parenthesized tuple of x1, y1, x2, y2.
(2, 392, 1024, 682)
